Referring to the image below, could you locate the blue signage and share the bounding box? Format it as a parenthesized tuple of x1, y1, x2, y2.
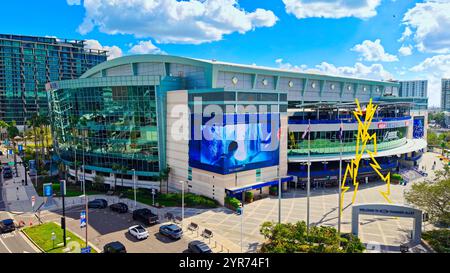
(7, 149, 13, 155)
(189, 113, 280, 175)
(413, 117, 424, 139)
(18, 144, 23, 152)
(81, 246, 91, 253)
(80, 211, 86, 228)
(43, 183, 53, 197)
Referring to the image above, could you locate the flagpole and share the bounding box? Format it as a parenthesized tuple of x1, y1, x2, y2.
(306, 119, 311, 235)
(338, 121, 343, 237)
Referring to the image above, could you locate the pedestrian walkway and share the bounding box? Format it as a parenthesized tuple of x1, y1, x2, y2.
(0, 153, 43, 214)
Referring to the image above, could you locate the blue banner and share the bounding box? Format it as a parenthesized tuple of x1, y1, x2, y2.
(80, 211, 86, 228)
(43, 183, 53, 197)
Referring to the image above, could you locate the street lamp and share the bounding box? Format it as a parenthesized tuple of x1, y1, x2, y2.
(132, 169, 136, 208)
(179, 180, 185, 227)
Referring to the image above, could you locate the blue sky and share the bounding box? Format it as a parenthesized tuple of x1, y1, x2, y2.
(1, 0, 450, 106)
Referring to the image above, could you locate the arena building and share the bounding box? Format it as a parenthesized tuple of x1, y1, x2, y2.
(46, 55, 428, 205)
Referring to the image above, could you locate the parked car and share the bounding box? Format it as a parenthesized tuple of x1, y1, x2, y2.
(188, 240, 212, 253)
(88, 199, 108, 209)
(159, 224, 183, 240)
(2, 166, 13, 179)
(132, 208, 159, 225)
(109, 202, 128, 213)
(128, 225, 149, 240)
(103, 241, 127, 253)
(0, 219, 16, 234)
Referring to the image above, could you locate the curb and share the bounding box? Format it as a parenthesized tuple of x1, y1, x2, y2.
(53, 221, 102, 253)
(20, 229, 44, 253)
(420, 238, 436, 253)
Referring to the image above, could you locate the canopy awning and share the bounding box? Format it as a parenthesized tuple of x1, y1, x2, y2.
(225, 176, 294, 195)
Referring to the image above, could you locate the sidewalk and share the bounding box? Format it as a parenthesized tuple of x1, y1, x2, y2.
(0, 153, 43, 214)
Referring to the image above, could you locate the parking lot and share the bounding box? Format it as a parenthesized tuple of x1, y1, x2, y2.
(37, 205, 192, 253)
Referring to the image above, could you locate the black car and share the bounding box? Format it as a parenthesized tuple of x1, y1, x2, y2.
(88, 199, 108, 209)
(2, 166, 13, 179)
(132, 208, 159, 226)
(0, 219, 16, 234)
(103, 241, 127, 253)
(109, 202, 128, 213)
(188, 240, 212, 253)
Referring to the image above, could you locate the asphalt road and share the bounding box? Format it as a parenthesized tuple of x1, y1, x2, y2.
(40, 205, 191, 253)
(0, 211, 38, 253)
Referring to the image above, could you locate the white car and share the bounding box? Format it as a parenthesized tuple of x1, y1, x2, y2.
(128, 225, 149, 240)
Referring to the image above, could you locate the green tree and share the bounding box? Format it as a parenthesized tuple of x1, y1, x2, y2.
(427, 130, 438, 146)
(159, 165, 171, 194)
(120, 166, 127, 187)
(404, 178, 450, 226)
(0, 120, 9, 141)
(92, 175, 105, 191)
(441, 141, 447, 156)
(111, 164, 122, 190)
(259, 221, 364, 253)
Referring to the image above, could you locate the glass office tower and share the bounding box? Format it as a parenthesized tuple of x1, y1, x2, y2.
(0, 34, 107, 126)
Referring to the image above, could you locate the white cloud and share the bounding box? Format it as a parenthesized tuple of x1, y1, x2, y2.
(398, 44, 413, 56)
(129, 41, 166, 55)
(398, 26, 412, 42)
(351, 39, 398, 62)
(410, 54, 450, 107)
(66, 0, 81, 5)
(72, 0, 278, 44)
(402, 0, 450, 53)
(275, 59, 394, 81)
(84, 39, 123, 60)
(282, 0, 381, 19)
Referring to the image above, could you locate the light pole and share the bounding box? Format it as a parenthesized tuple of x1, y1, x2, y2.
(132, 169, 136, 208)
(240, 203, 243, 253)
(278, 174, 281, 224)
(179, 180, 185, 227)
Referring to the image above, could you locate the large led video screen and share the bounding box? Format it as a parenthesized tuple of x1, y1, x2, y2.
(189, 113, 280, 175)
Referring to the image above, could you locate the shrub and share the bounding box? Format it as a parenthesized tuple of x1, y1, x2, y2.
(391, 173, 402, 181)
(245, 191, 254, 202)
(422, 229, 450, 253)
(225, 196, 241, 210)
(269, 186, 278, 195)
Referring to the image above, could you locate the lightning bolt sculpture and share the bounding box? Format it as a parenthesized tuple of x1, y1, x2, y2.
(340, 99, 392, 217)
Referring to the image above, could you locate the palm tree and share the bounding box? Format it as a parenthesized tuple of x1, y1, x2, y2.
(28, 115, 41, 171)
(111, 164, 121, 191)
(120, 166, 128, 187)
(0, 120, 9, 141)
(159, 165, 171, 194)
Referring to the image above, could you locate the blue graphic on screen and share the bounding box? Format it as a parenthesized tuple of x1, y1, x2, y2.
(189, 113, 280, 174)
(413, 117, 424, 139)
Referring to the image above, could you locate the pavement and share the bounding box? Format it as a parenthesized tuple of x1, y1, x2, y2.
(0, 211, 39, 253)
(0, 150, 443, 253)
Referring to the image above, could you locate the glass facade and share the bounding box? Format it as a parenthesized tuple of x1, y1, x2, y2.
(288, 127, 408, 156)
(49, 85, 160, 176)
(0, 34, 107, 125)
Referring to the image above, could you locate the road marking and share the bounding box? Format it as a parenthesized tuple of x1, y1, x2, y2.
(1, 232, 15, 239)
(0, 236, 12, 253)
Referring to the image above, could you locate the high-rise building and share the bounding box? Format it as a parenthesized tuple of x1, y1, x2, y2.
(399, 80, 427, 98)
(0, 34, 107, 127)
(442, 79, 450, 111)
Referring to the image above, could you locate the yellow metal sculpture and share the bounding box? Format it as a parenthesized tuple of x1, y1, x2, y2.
(340, 99, 392, 215)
